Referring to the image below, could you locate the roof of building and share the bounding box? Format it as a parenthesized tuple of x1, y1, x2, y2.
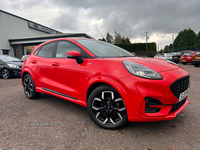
(9, 33, 94, 45)
(0, 9, 62, 34)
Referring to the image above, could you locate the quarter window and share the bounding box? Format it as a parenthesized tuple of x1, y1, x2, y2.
(56, 41, 81, 58)
(37, 42, 56, 58)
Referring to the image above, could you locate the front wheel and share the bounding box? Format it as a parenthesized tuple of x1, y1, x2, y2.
(2, 69, 11, 79)
(23, 74, 41, 99)
(194, 64, 200, 67)
(87, 85, 128, 129)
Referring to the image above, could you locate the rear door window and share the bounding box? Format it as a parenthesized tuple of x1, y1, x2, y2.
(37, 42, 56, 58)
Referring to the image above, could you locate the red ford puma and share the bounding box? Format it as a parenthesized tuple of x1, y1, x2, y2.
(21, 38, 190, 129)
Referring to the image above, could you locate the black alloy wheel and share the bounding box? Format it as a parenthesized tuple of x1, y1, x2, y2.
(182, 62, 187, 65)
(194, 64, 200, 67)
(2, 69, 11, 79)
(88, 85, 128, 129)
(23, 74, 40, 99)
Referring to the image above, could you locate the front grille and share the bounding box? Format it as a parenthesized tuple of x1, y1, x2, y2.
(170, 76, 190, 98)
(170, 98, 186, 113)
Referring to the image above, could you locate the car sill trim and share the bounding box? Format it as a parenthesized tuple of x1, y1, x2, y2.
(42, 88, 78, 100)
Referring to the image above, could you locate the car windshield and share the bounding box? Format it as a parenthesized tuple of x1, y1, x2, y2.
(0, 55, 21, 62)
(76, 39, 134, 58)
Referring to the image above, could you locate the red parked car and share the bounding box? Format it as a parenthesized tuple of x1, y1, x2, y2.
(180, 51, 197, 65)
(21, 38, 190, 129)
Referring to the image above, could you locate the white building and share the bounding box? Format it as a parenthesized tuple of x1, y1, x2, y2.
(0, 10, 93, 58)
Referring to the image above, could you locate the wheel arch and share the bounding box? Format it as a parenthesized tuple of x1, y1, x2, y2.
(84, 77, 134, 118)
(21, 68, 36, 85)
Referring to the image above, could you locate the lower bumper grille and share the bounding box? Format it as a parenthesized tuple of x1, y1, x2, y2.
(170, 98, 186, 113)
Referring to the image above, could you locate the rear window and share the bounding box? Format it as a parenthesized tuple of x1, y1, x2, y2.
(176, 52, 182, 55)
(194, 52, 200, 55)
(183, 53, 192, 56)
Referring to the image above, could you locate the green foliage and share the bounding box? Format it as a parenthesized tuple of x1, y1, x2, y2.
(193, 31, 200, 49)
(106, 32, 113, 43)
(173, 28, 196, 51)
(114, 31, 122, 44)
(98, 38, 106, 42)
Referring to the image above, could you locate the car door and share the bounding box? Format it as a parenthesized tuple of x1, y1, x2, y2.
(32, 41, 57, 89)
(47, 40, 87, 101)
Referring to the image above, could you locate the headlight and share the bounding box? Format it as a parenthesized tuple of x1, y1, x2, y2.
(123, 61, 163, 79)
(7, 64, 19, 68)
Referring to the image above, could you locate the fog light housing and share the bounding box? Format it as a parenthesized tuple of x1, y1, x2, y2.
(144, 98, 162, 113)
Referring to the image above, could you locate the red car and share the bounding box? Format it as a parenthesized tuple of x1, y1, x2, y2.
(180, 51, 197, 65)
(21, 38, 190, 129)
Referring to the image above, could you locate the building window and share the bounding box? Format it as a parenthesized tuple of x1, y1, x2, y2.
(23, 45, 36, 55)
(2, 49, 10, 55)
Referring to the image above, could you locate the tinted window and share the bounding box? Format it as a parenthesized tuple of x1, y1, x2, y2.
(37, 42, 55, 58)
(194, 52, 200, 55)
(56, 41, 81, 58)
(183, 53, 192, 56)
(76, 40, 134, 58)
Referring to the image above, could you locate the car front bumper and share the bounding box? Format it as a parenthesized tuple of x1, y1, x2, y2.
(120, 67, 190, 122)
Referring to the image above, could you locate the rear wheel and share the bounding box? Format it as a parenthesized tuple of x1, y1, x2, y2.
(2, 69, 11, 79)
(182, 62, 187, 65)
(87, 85, 128, 129)
(23, 74, 40, 99)
(194, 64, 200, 67)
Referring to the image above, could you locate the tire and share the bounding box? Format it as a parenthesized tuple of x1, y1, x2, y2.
(182, 62, 187, 65)
(194, 64, 200, 67)
(87, 85, 128, 129)
(23, 74, 41, 99)
(2, 68, 11, 79)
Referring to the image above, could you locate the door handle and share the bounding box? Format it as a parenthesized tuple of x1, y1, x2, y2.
(52, 62, 60, 66)
(31, 60, 37, 64)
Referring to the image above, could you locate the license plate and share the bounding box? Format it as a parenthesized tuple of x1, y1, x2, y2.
(182, 60, 185, 61)
(174, 57, 178, 58)
(195, 57, 200, 59)
(179, 88, 189, 102)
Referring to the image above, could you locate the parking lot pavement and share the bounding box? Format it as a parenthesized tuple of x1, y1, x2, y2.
(0, 64, 199, 150)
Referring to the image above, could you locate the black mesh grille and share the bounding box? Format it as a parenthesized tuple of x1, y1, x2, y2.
(170, 76, 190, 98)
(170, 98, 186, 113)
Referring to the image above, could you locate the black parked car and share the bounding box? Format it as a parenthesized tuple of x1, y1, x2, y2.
(0, 55, 23, 79)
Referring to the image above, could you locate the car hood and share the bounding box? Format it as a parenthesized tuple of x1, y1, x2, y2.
(7, 61, 23, 66)
(106, 57, 180, 72)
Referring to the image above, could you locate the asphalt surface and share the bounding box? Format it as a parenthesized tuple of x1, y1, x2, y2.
(0, 64, 199, 150)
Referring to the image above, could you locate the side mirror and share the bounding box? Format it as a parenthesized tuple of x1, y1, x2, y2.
(67, 51, 84, 64)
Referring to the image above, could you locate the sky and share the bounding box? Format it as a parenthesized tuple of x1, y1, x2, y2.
(1, 0, 200, 51)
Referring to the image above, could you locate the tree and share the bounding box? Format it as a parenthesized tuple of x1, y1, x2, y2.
(98, 38, 106, 42)
(114, 31, 122, 44)
(173, 28, 196, 51)
(193, 31, 200, 50)
(106, 32, 113, 44)
(125, 37, 131, 44)
(163, 45, 171, 53)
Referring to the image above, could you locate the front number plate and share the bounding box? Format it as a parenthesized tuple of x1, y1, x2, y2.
(179, 88, 189, 102)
